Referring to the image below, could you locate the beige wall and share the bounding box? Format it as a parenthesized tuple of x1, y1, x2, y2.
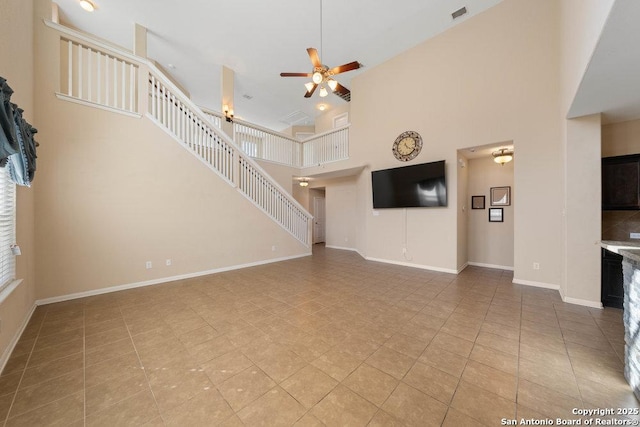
(338, 0, 562, 278)
(0, 0, 36, 365)
(315, 104, 350, 134)
(32, 11, 309, 301)
(325, 178, 357, 250)
(559, 0, 613, 306)
(0, 0, 37, 368)
(467, 156, 515, 269)
(456, 155, 469, 271)
(255, 160, 297, 195)
(602, 119, 640, 157)
(564, 114, 602, 305)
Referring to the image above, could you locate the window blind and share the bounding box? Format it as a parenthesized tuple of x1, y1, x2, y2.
(0, 167, 16, 289)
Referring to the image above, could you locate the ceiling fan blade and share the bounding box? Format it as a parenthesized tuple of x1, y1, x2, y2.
(333, 82, 351, 102)
(280, 72, 313, 77)
(304, 83, 318, 98)
(329, 61, 361, 75)
(307, 48, 322, 68)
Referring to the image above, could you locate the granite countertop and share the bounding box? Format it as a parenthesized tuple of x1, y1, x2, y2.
(601, 241, 640, 263)
(601, 240, 640, 254)
(619, 248, 640, 264)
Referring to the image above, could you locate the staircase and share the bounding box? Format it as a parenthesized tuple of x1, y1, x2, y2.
(50, 20, 313, 246)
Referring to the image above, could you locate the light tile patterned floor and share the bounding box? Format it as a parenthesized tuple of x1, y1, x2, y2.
(0, 245, 637, 426)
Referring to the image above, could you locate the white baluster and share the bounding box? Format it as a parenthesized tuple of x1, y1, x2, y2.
(130, 65, 135, 112)
(79, 44, 82, 99)
(105, 55, 110, 106)
(87, 47, 92, 102)
(67, 40, 73, 96)
(121, 59, 125, 109)
(97, 52, 102, 105)
(112, 55, 117, 108)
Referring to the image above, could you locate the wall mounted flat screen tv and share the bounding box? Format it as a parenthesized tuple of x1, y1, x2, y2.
(372, 160, 447, 208)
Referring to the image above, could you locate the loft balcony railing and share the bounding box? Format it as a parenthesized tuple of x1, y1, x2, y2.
(202, 109, 350, 168)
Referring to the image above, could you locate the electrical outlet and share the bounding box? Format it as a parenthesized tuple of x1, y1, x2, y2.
(402, 247, 407, 254)
(533, 262, 540, 270)
(271, 245, 276, 252)
(165, 259, 172, 266)
(145, 261, 152, 269)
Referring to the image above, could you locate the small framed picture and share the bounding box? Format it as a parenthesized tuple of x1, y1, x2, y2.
(490, 186, 511, 206)
(489, 208, 504, 222)
(471, 195, 485, 210)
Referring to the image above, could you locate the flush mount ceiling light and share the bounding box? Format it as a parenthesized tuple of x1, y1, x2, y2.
(79, 0, 95, 12)
(492, 148, 514, 165)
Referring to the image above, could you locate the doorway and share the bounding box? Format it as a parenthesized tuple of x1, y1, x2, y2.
(313, 196, 326, 244)
(458, 143, 515, 271)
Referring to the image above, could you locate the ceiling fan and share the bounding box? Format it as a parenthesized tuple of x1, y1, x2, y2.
(279, 0, 362, 102)
(280, 49, 361, 102)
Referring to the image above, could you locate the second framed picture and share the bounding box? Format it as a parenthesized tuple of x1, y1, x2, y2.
(490, 186, 511, 206)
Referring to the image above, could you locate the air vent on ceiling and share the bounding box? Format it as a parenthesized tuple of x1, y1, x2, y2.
(242, 94, 253, 100)
(452, 6, 467, 20)
(280, 110, 312, 126)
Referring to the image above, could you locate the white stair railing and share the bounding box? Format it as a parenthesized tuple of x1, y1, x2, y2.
(202, 110, 223, 129)
(146, 74, 312, 246)
(48, 20, 313, 247)
(58, 37, 139, 115)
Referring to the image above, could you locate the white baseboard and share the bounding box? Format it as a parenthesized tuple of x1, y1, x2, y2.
(36, 253, 311, 306)
(325, 245, 357, 252)
(512, 278, 560, 291)
(562, 296, 603, 309)
(511, 278, 602, 309)
(468, 262, 514, 271)
(0, 303, 37, 375)
(365, 256, 458, 275)
(457, 263, 469, 274)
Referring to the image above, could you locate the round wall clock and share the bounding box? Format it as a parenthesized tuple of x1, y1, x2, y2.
(392, 131, 422, 162)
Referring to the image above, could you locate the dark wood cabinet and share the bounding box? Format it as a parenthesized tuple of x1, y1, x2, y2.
(602, 154, 640, 210)
(602, 248, 624, 308)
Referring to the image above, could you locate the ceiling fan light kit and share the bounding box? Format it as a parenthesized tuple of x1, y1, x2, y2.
(280, 0, 361, 102)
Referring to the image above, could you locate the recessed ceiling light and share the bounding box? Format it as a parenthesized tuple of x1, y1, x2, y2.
(80, 0, 95, 12)
(317, 104, 326, 111)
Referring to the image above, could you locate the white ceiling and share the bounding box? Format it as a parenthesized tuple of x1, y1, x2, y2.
(568, 0, 640, 124)
(54, 0, 503, 131)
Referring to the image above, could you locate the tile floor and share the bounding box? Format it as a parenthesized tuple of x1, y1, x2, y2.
(0, 245, 638, 426)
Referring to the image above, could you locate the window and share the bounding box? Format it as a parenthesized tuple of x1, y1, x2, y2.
(240, 140, 258, 158)
(0, 167, 16, 290)
(333, 112, 349, 129)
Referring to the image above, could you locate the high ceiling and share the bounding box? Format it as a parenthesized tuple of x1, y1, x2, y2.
(568, 0, 640, 124)
(54, 0, 503, 131)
